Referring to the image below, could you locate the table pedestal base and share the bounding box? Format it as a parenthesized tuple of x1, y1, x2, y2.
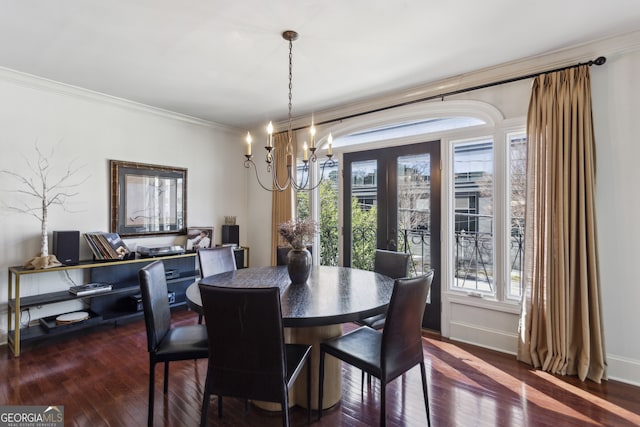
(252, 324, 343, 411)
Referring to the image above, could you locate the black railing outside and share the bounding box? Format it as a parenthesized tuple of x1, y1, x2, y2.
(322, 219, 524, 297)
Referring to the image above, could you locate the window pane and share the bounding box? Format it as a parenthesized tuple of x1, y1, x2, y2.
(295, 158, 340, 266)
(351, 160, 378, 271)
(397, 153, 431, 276)
(453, 140, 494, 295)
(508, 134, 527, 299)
(319, 159, 339, 266)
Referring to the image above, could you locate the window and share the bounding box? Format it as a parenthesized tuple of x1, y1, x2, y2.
(452, 139, 495, 294)
(508, 133, 527, 300)
(450, 132, 526, 301)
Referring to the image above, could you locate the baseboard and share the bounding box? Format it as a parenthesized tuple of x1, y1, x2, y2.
(449, 320, 518, 355)
(606, 354, 640, 387)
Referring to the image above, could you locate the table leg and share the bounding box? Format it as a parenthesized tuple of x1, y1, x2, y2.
(290, 324, 342, 410)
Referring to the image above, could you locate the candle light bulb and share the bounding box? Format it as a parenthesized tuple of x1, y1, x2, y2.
(310, 124, 316, 149)
(327, 133, 333, 156)
(303, 141, 308, 161)
(246, 132, 252, 156)
(267, 121, 273, 148)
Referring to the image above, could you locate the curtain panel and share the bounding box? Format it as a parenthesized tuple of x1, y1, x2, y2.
(518, 65, 606, 383)
(270, 131, 295, 265)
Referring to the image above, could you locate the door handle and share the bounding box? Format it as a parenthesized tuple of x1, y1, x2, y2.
(388, 238, 397, 251)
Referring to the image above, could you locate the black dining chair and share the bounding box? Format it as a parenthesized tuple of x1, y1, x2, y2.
(194, 246, 237, 323)
(198, 284, 312, 427)
(318, 271, 434, 427)
(138, 261, 209, 427)
(357, 249, 411, 329)
(198, 246, 237, 277)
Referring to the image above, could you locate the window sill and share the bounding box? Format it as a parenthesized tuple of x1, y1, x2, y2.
(444, 292, 522, 314)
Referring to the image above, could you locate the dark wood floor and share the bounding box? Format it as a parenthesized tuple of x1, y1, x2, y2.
(2, 309, 639, 427)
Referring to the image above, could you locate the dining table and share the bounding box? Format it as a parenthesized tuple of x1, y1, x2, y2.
(187, 264, 395, 410)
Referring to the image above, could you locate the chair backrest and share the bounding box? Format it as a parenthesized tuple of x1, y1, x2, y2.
(198, 284, 287, 403)
(374, 249, 411, 279)
(138, 261, 172, 353)
(198, 246, 237, 278)
(381, 271, 434, 381)
(276, 246, 290, 266)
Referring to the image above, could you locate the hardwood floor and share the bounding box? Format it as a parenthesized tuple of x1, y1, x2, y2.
(1, 309, 639, 426)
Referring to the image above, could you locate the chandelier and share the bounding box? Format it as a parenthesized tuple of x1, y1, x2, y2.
(244, 30, 335, 192)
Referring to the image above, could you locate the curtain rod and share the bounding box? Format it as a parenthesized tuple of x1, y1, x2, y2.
(296, 56, 606, 131)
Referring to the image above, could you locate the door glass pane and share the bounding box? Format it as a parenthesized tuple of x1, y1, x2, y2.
(397, 153, 431, 277)
(508, 134, 526, 299)
(453, 139, 495, 295)
(351, 160, 378, 270)
(319, 159, 339, 266)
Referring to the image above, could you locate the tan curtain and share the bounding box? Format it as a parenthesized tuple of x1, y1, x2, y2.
(518, 65, 606, 383)
(270, 131, 295, 265)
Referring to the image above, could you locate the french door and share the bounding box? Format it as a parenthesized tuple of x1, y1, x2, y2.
(343, 141, 441, 330)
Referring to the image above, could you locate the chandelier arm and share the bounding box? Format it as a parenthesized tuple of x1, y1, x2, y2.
(294, 163, 311, 190)
(245, 158, 287, 192)
(305, 158, 336, 191)
(268, 144, 294, 191)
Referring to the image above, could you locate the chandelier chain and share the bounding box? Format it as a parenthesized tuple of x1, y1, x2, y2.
(287, 38, 294, 145)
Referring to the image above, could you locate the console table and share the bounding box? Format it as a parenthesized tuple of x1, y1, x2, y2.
(7, 253, 198, 357)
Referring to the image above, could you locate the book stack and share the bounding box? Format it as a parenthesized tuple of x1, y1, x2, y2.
(84, 232, 132, 261)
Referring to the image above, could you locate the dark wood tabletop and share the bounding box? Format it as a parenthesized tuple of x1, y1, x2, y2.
(191, 265, 395, 327)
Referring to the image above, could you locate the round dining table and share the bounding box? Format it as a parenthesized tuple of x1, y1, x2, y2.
(188, 265, 395, 410)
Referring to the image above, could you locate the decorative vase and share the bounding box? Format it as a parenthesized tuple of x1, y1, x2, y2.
(286, 247, 312, 285)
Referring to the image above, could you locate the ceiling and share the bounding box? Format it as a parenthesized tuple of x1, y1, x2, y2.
(1, 1, 639, 129)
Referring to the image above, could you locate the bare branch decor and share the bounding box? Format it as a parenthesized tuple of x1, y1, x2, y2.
(1, 144, 88, 269)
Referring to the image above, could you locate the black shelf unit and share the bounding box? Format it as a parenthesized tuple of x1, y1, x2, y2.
(7, 253, 198, 356)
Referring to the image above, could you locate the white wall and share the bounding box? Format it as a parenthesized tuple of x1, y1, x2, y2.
(591, 48, 640, 385)
(0, 69, 247, 341)
(246, 32, 640, 385)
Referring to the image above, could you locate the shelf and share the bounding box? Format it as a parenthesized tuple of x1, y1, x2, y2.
(39, 310, 102, 333)
(8, 253, 197, 275)
(8, 285, 142, 310)
(7, 252, 199, 357)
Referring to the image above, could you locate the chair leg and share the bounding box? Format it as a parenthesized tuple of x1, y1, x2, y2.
(380, 381, 386, 427)
(420, 361, 431, 427)
(163, 362, 169, 394)
(282, 386, 290, 427)
(317, 348, 325, 420)
(361, 370, 365, 394)
(200, 391, 210, 427)
(306, 353, 312, 424)
(198, 313, 203, 324)
(148, 361, 155, 427)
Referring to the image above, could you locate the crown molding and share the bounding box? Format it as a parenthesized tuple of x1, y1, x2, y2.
(0, 66, 240, 132)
